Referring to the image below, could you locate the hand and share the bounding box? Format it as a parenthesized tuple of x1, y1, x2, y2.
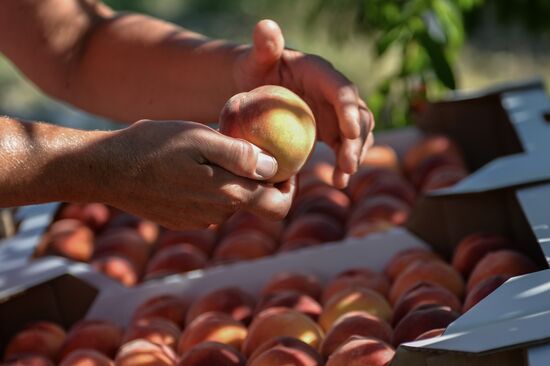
(234, 19, 375, 188)
(105, 120, 295, 229)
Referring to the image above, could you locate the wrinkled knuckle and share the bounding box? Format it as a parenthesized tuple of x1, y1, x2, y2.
(231, 140, 256, 176)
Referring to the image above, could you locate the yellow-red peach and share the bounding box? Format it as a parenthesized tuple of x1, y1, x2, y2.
(144, 244, 207, 280)
(347, 168, 401, 203)
(219, 211, 283, 240)
(132, 295, 188, 328)
(4, 322, 65, 361)
(41, 219, 94, 262)
(348, 195, 410, 228)
(320, 311, 393, 358)
(452, 233, 512, 277)
(219, 85, 316, 183)
(255, 291, 322, 320)
(319, 288, 393, 331)
(463, 275, 509, 312)
(123, 318, 180, 351)
(322, 274, 390, 304)
(248, 337, 322, 366)
(359, 145, 400, 173)
(384, 248, 442, 281)
(347, 221, 394, 238)
(213, 230, 276, 262)
(58, 320, 122, 359)
(261, 272, 322, 301)
(59, 349, 113, 366)
(389, 261, 465, 305)
(242, 308, 324, 357)
(114, 339, 176, 366)
(104, 214, 159, 246)
(157, 229, 216, 255)
(186, 287, 256, 325)
(292, 185, 350, 224)
(282, 214, 344, 244)
(403, 135, 464, 176)
(249, 343, 322, 366)
(3, 354, 55, 366)
(467, 250, 537, 291)
(178, 342, 245, 366)
(177, 312, 247, 354)
(326, 336, 395, 366)
(93, 228, 150, 274)
(91, 256, 138, 287)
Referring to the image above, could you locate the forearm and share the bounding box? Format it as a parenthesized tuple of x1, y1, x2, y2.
(0, 116, 115, 206)
(0, 0, 242, 124)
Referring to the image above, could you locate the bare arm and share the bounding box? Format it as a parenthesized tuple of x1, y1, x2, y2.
(0, 0, 241, 123)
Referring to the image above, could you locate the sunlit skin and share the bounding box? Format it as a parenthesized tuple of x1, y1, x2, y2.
(0, 0, 374, 229)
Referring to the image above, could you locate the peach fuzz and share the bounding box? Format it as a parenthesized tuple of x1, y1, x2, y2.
(59, 349, 113, 366)
(186, 287, 256, 325)
(177, 312, 247, 355)
(242, 308, 324, 357)
(144, 244, 207, 280)
(322, 274, 390, 304)
(319, 288, 393, 331)
(4, 321, 65, 361)
(391, 283, 462, 326)
(93, 228, 150, 273)
(157, 228, 216, 255)
(389, 261, 465, 305)
(320, 311, 393, 358)
(392, 305, 460, 346)
(178, 342, 245, 366)
(384, 248, 443, 281)
(114, 339, 176, 366)
(219, 85, 316, 183)
(326, 336, 395, 366)
(282, 213, 344, 244)
(213, 230, 276, 261)
(261, 272, 322, 301)
(91, 256, 138, 287)
(247, 337, 322, 365)
(452, 233, 512, 276)
(58, 320, 122, 360)
(132, 295, 188, 328)
(463, 275, 509, 312)
(255, 291, 322, 320)
(123, 318, 180, 351)
(467, 250, 538, 291)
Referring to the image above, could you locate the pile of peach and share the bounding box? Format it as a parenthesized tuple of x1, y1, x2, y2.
(34, 135, 468, 287)
(6, 233, 538, 366)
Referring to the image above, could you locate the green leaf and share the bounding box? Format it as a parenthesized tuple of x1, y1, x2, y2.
(416, 31, 456, 89)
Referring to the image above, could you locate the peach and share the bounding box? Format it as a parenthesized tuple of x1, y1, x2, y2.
(389, 261, 465, 305)
(59, 349, 113, 366)
(248, 337, 322, 365)
(249, 343, 322, 366)
(392, 283, 462, 326)
(347, 195, 410, 228)
(157, 229, 216, 255)
(242, 308, 324, 357)
(123, 318, 180, 351)
(347, 168, 401, 203)
(58, 320, 122, 359)
(261, 272, 322, 301)
(322, 274, 390, 304)
(178, 342, 245, 366)
(410, 154, 466, 189)
(392, 305, 460, 346)
(452, 233, 512, 276)
(93, 228, 150, 273)
(420, 164, 468, 192)
(359, 145, 400, 173)
(297, 173, 332, 198)
(278, 239, 321, 253)
(144, 244, 207, 280)
(177, 312, 247, 354)
(219, 211, 283, 239)
(347, 221, 393, 238)
(463, 275, 509, 312)
(403, 135, 464, 176)
(3, 354, 55, 366)
(415, 328, 446, 341)
(282, 214, 344, 244)
(336, 267, 376, 278)
(104, 214, 159, 246)
(132, 295, 188, 328)
(467, 250, 538, 291)
(319, 288, 393, 331)
(320, 311, 393, 358)
(292, 185, 350, 224)
(186, 287, 255, 325)
(326, 336, 395, 366)
(384, 248, 442, 281)
(213, 230, 276, 262)
(255, 291, 322, 320)
(91, 255, 138, 287)
(4, 321, 65, 361)
(114, 339, 176, 366)
(41, 219, 94, 262)
(58, 203, 111, 231)
(219, 85, 316, 183)
(353, 177, 416, 207)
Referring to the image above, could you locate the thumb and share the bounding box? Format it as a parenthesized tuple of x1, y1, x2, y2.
(251, 19, 285, 69)
(201, 131, 278, 181)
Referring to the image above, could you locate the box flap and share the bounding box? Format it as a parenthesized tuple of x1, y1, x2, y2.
(517, 183, 550, 264)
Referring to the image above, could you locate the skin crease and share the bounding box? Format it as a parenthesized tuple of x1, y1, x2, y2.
(0, 0, 374, 229)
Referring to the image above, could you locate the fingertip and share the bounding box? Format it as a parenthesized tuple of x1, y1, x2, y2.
(332, 170, 350, 189)
(253, 19, 284, 65)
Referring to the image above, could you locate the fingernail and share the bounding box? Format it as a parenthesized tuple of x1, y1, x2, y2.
(256, 152, 278, 179)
